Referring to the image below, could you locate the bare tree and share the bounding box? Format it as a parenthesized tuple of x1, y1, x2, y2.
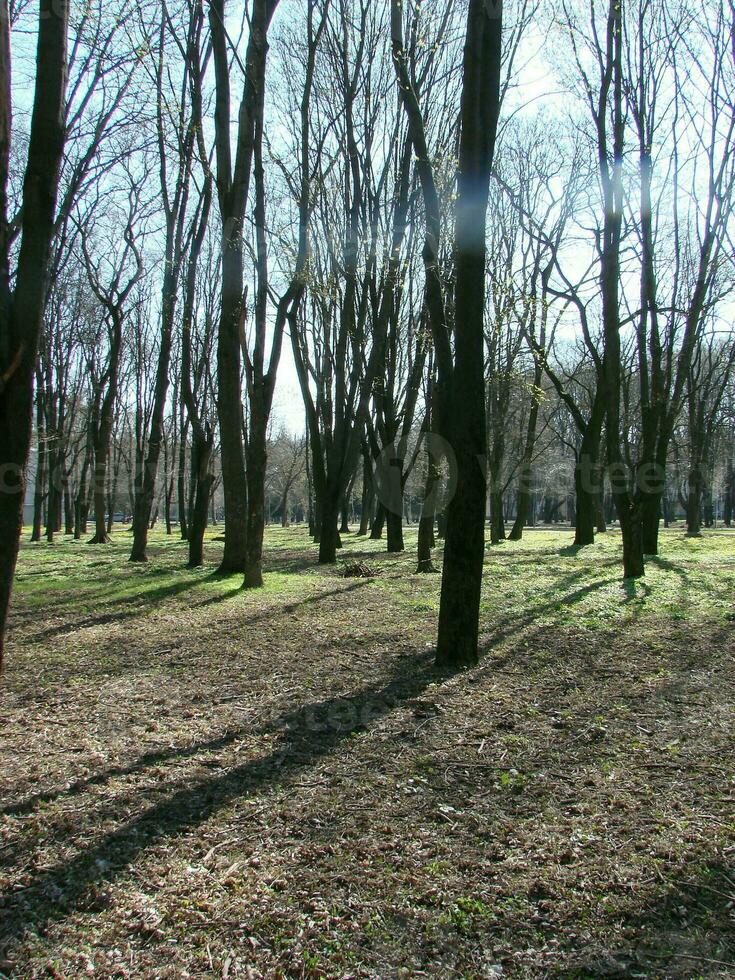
(76, 177, 145, 543)
(0, 0, 70, 667)
(209, 0, 281, 574)
(391, 0, 504, 666)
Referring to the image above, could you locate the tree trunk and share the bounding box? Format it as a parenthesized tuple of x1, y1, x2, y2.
(63, 473, 73, 535)
(687, 466, 702, 536)
(640, 491, 661, 553)
(318, 488, 341, 564)
(370, 501, 385, 540)
(177, 419, 188, 540)
(216, 266, 249, 574)
(386, 508, 404, 553)
(416, 427, 439, 573)
(436, 0, 502, 668)
(357, 454, 373, 536)
(188, 433, 214, 568)
(31, 395, 46, 543)
(620, 503, 645, 577)
(573, 462, 597, 547)
(0, 0, 69, 669)
(340, 497, 350, 535)
(573, 452, 600, 547)
(90, 455, 109, 544)
(509, 480, 531, 541)
(489, 487, 505, 545)
(243, 421, 267, 588)
(724, 460, 733, 527)
(45, 429, 59, 543)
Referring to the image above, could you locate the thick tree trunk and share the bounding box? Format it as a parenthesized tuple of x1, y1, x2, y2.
(573, 452, 600, 547)
(620, 502, 645, 578)
(574, 463, 597, 547)
(340, 497, 350, 535)
(0, 1, 69, 666)
(436, 512, 447, 539)
(724, 460, 733, 527)
(318, 490, 341, 564)
(216, 259, 248, 574)
(416, 516, 436, 572)
(209, 0, 279, 576)
(509, 480, 530, 541)
(640, 490, 661, 553)
(596, 492, 607, 533)
(386, 509, 404, 553)
(686, 467, 702, 536)
(436, 0, 501, 668)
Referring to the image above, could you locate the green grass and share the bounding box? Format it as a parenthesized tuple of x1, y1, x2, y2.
(13, 523, 735, 634)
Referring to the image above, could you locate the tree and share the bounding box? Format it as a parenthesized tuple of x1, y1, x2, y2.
(290, 0, 403, 565)
(76, 177, 145, 543)
(623, 0, 735, 555)
(0, 0, 70, 668)
(209, 0, 281, 574)
(391, 0, 504, 666)
(129, 0, 209, 563)
(435, 0, 503, 666)
(241, 0, 328, 586)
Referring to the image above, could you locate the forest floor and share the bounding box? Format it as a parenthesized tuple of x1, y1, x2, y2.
(1, 525, 734, 979)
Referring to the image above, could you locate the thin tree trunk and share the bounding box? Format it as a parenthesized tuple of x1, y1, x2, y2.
(370, 501, 385, 540)
(31, 390, 46, 542)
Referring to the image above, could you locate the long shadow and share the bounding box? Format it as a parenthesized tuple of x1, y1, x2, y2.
(194, 578, 371, 614)
(621, 859, 735, 976)
(24, 576, 214, 643)
(1, 584, 391, 824)
(649, 554, 692, 584)
(1, 727, 252, 820)
(282, 579, 371, 613)
(0, 649, 444, 953)
(479, 576, 621, 668)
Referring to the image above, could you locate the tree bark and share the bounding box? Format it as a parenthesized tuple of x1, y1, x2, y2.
(436, 0, 502, 667)
(0, 0, 69, 666)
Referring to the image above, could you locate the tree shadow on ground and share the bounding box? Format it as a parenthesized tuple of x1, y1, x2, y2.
(617, 859, 735, 977)
(479, 575, 621, 665)
(22, 577, 207, 643)
(623, 578, 652, 603)
(0, 649, 446, 955)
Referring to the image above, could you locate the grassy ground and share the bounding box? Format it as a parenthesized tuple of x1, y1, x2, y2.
(1, 524, 734, 979)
